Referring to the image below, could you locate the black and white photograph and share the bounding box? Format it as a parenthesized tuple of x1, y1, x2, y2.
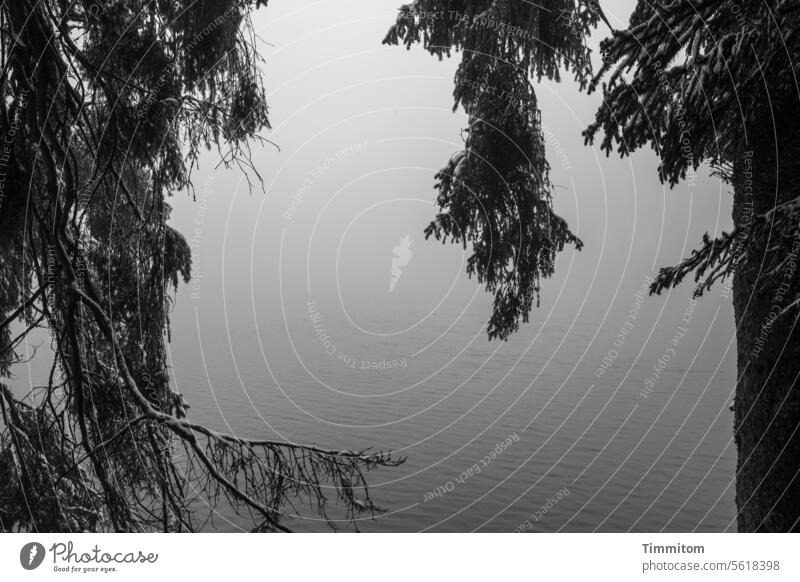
(1, 0, 799, 579)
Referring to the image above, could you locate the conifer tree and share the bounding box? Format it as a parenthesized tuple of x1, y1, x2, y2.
(0, 0, 399, 533)
(585, 0, 800, 532)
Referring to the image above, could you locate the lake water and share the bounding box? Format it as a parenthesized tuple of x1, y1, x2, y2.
(7, 271, 739, 532)
(150, 0, 739, 532)
(166, 297, 738, 532)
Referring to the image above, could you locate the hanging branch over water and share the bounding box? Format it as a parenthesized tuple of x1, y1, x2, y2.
(384, 1, 603, 339)
(651, 195, 800, 315)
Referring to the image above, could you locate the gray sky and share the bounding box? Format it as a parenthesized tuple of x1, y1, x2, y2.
(163, 0, 734, 373)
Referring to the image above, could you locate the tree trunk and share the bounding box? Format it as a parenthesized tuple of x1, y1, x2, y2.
(732, 111, 800, 532)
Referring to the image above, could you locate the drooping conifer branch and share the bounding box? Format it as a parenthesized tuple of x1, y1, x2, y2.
(385, 1, 601, 339)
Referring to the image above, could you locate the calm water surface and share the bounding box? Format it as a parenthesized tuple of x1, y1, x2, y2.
(167, 303, 737, 532)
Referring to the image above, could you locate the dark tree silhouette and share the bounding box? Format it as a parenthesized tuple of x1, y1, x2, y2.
(585, 0, 800, 532)
(384, 1, 606, 339)
(0, 0, 400, 533)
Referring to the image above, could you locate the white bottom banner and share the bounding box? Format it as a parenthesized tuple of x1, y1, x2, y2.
(1, 534, 798, 581)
